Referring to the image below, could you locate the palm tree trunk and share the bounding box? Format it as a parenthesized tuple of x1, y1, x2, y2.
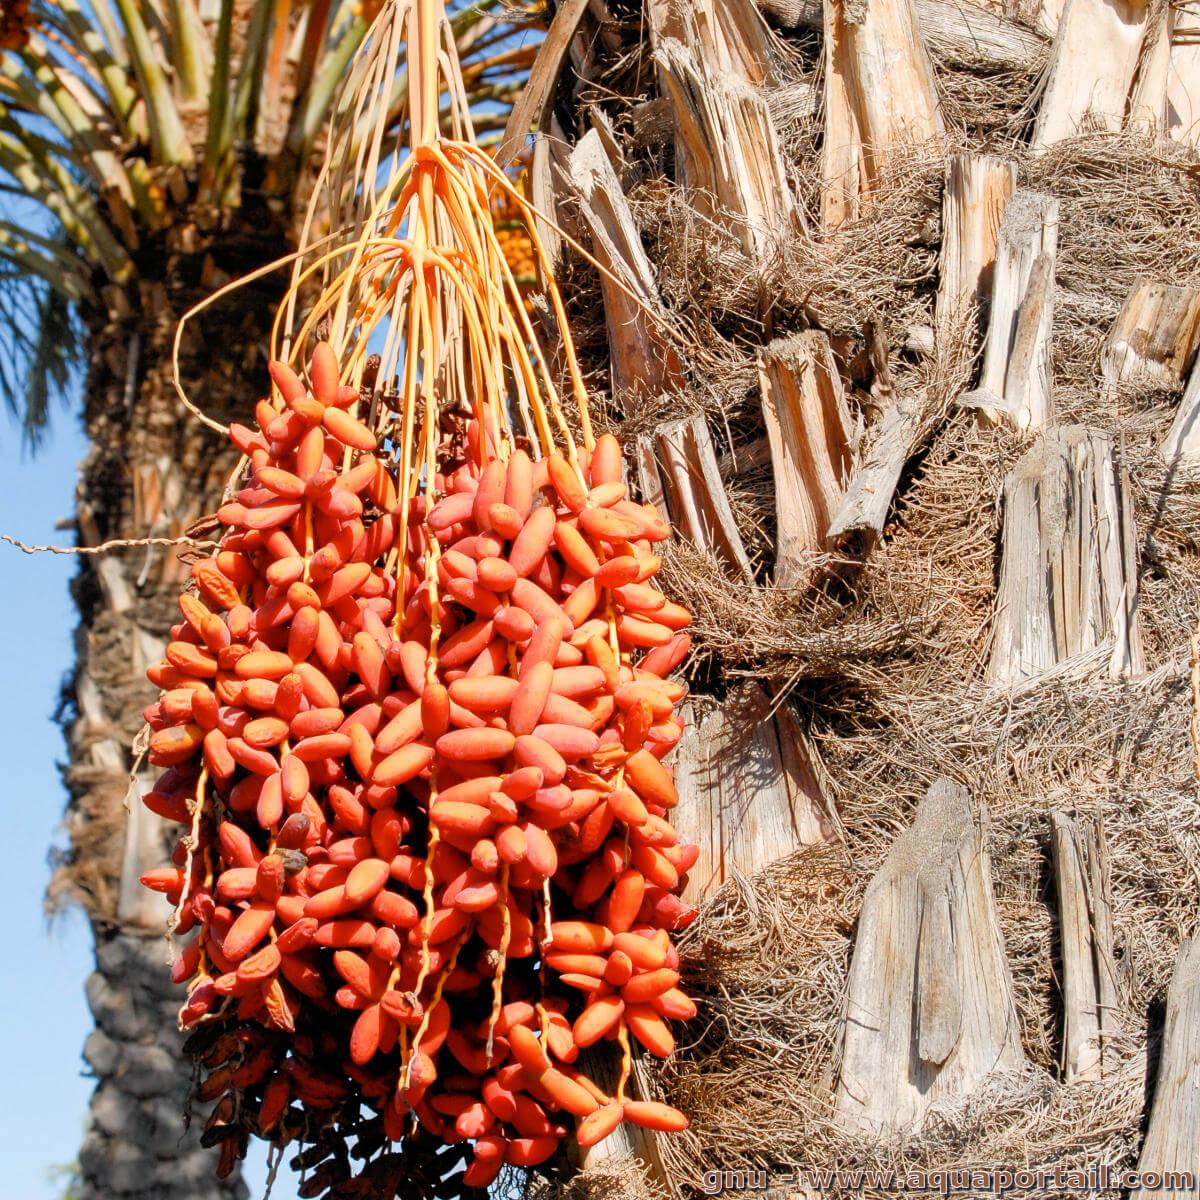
(58, 224, 288, 1199)
(536, 0, 1200, 1192)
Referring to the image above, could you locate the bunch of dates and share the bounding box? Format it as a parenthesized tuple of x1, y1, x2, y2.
(141, 345, 698, 1189)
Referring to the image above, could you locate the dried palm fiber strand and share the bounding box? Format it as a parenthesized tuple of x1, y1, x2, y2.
(140, 0, 700, 1193)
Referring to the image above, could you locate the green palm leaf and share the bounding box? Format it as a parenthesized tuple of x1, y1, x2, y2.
(0, 0, 538, 444)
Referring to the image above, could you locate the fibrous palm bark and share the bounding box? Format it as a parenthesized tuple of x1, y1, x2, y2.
(519, 0, 1200, 1194)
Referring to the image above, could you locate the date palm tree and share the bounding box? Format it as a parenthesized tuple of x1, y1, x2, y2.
(0, 4, 532, 1196)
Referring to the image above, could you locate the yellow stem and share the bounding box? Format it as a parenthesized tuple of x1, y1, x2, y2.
(616, 1021, 632, 1102)
(173, 766, 209, 932)
(485, 864, 511, 1063)
(403, 930, 465, 1089)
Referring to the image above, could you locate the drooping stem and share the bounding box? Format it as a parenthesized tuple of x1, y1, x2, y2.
(171, 766, 209, 934)
(616, 1021, 632, 1102)
(485, 864, 512, 1062)
(403, 930, 465, 1089)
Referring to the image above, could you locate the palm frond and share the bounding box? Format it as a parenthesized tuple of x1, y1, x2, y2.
(52, 0, 141, 136)
(20, 282, 81, 449)
(0, 124, 131, 281)
(0, 0, 540, 449)
(166, 0, 212, 101)
(111, 0, 193, 164)
(199, 0, 235, 201)
(229, 0, 276, 151)
(1, 37, 136, 207)
(284, 7, 369, 159)
(0, 232, 83, 451)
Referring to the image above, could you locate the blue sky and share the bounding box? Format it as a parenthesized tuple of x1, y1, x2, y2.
(0, 417, 95, 1199)
(0, 416, 300, 1198)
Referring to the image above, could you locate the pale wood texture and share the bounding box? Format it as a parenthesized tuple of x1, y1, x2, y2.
(825, 383, 927, 548)
(567, 129, 684, 398)
(651, 0, 804, 271)
(650, 0, 778, 83)
(636, 435, 669, 515)
(759, 0, 1047, 69)
(1127, 5, 1174, 132)
(1127, 1, 1200, 145)
(757, 332, 855, 587)
(638, 416, 755, 579)
(716, 434, 773, 480)
(1161, 354, 1200, 468)
(672, 686, 836, 905)
(1050, 813, 1122, 1082)
(496, 0, 590, 166)
(1100, 281, 1200, 389)
(905, 322, 936, 356)
(988, 426, 1145, 684)
(117, 776, 174, 929)
(1031, 0, 1154, 149)
(1035, 0, 1070, 36)
(652, 51, 804, 270)
(1129, 935, 1200, 1199)
(1166, 2, 1200, 147)
(937, 153, 1017, 335)
(821, 0, 945, 227)
(962, 190, 1059, 432)
(905, 0, 1049, 61)
(529, 114, 571, 270)
(822, 3, 864, 230)
(835, 779, 1025, 1135)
